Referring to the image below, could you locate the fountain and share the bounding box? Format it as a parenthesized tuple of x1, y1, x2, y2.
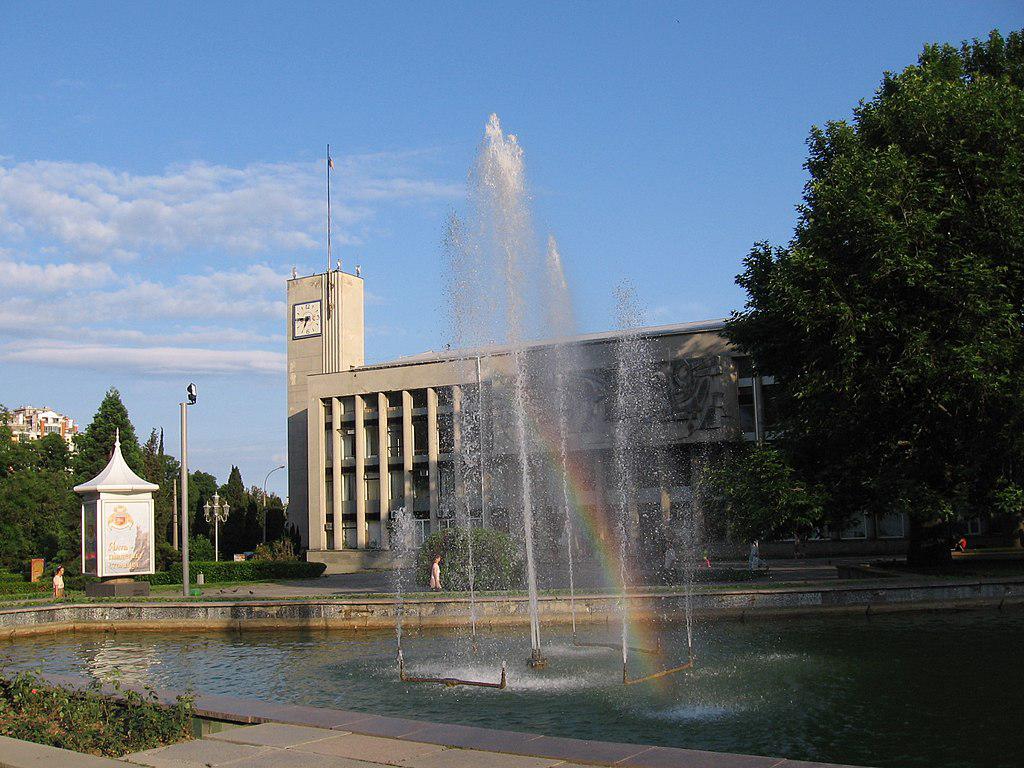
(430, 114, 697, 681)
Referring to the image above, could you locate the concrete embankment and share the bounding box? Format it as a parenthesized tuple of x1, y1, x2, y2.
(1, 577, 1022, 638)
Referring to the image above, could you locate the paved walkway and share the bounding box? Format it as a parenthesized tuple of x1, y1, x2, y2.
(199, 557, 864, 600)
(125, 723, 598, 768)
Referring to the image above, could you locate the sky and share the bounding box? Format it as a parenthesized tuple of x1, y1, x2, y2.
(2, 1, 1021, 497)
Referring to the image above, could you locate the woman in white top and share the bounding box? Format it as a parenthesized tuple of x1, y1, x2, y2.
(52, 565, 65, 598)
(429, 555, 442, 591)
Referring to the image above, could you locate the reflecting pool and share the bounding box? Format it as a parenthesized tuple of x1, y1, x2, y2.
(3, 609, 1020, 768)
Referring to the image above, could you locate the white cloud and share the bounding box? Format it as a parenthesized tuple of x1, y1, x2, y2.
(0, 258, 115, 291)
(0, 155, 461, 259)
(0, 340, 284, 375)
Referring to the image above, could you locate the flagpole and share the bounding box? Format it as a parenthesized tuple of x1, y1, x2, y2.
(326, 143, 332, 275)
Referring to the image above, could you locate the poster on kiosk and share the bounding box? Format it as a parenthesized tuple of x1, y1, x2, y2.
(75, 430, 158, 578)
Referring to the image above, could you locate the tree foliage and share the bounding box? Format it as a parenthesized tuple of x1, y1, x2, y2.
(727, 29, 1024, 522)
(73, 388, 145, 483)
(416, 528, 525, 591)
(704, 444, 824, 542)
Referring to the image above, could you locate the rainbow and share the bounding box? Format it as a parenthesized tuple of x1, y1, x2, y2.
(524, 410, 675, 686)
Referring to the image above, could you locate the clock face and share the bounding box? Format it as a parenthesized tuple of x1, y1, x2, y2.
(293, 300, 322, 339)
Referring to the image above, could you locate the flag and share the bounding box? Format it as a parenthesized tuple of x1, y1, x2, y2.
(328, 156, 334, 169)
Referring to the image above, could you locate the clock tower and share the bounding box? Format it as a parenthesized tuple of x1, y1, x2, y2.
(287, 268, 364, 545)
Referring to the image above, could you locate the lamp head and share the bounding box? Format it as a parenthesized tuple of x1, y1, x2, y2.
(186, 383, 197, 405)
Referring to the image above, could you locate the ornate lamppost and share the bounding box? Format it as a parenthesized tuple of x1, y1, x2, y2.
(203, 492, 230, 562)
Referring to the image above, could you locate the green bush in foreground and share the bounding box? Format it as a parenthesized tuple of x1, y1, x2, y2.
(417, 527, 525, 591)
(0, 670, 193, 757)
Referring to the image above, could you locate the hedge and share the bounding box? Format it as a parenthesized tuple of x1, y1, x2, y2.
(0, 581, 50, 596)
(163, 560, 326, 583)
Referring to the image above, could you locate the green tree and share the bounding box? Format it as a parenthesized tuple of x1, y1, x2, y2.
(704, 444, 824, 543)
(727, 30, 1024, 536)
(0, 408, 80, 568)
(189, 471, 219, 539)
(74, 388, 144, 482)
(141, 429, 179, 545)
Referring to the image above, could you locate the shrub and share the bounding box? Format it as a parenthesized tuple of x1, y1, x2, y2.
(252, 538, 298, 562)
(0, 581, 49, 596)
(0, 670, 193, 757)
(416, 528, 525, 591)
(165, 559, 326, 583)
(188, 535, 215, 562)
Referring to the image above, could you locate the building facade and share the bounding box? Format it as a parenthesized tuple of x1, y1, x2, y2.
(287, 269, 908, 571)
(7, 405, 79, 448)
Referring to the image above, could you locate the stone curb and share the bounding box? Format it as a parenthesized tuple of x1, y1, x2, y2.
(29, 673, 873, 768)
(1, 578, 1022, 638)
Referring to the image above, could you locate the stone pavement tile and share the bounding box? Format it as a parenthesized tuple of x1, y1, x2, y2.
(292, 733, 446, 764)
(619, 746, 784, 768)
(397, 749, 561, 768)
(775, 761, 871, 768)
(520, 736, 650, 765)
(0, 734, 127, 768)
(209, 723, 342, 748)
(224, 750, 385, 768)
(396, 722, 545, 753)
(340, 715, 436, 738)
(123, 738, 270, 767)
(192, 694, 369, 729)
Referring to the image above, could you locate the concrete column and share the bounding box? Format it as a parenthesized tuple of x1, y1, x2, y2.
(378, 391, 390, 548)
(402, 390, 414, 511)
(427, 387, 439, 533)
(331, 397, 344, 550)
(354, 394, 367, 549)
(306, 398, 327, 551)
(451, 385, 464, 510)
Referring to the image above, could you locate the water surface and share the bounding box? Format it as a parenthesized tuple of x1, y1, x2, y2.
(3, 610, 1020, 768)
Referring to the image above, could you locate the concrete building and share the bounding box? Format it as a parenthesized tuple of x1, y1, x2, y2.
(287, 268, 907, 572)
(7, 406, 78, 448)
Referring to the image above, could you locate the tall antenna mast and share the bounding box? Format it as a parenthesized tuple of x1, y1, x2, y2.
(326, 143, 333, 274)
(326, 143, 334, 317)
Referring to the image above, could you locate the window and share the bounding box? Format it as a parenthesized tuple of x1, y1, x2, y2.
(840, 512, 868, 540)
(341, 428, 355, 459)
(413, 471, 429, 500)
(412, 389, 427, 409)
(414, 517, 430, 546)
(413, 419, 428, 455)
(365, 426, 379, 458)
(341, 473, 355, 502)
(365, 475, 380, 501)
(876, 512, 906, 539)
(388, 424, 403, 458)
(738, 387, 755, 434)
(438, 415, 454, 454)
(363, 395, 378, 413)
(439, 466, 455, 498)
(389, 471, 404, 503)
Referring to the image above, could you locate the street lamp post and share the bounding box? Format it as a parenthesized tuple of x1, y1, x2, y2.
(203, 493, 230, 562)
(180, 382, 197, 598)
(262, 465, 286, 543)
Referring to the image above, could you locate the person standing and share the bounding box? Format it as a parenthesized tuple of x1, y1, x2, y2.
(663, 545, 678, 575)
(749, 540, 761, 571)
(52, 565, 65, 599)
(429, 555, 442, 591)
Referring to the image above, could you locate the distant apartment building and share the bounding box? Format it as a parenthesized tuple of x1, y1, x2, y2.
(7, 406, 79, 448)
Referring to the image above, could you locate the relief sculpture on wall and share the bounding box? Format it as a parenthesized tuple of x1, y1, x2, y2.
(657, 356, 727, 436)
(562, 356, 726, 438)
